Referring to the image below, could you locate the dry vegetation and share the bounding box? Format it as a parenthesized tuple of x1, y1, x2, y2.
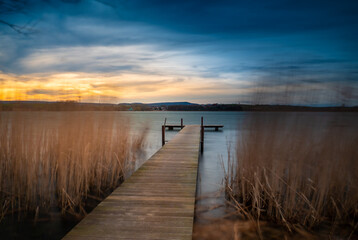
(0, 112, 146, 221)
(225, 113, 358, 237)
(193, 219, 322, 240)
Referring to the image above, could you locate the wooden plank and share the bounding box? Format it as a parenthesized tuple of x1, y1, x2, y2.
(164, 124, 223, 131)
(63, 125, 201, 240)
(164, 124, 223, 127)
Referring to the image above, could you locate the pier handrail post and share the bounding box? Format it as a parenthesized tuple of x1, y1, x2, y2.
(162, 124, 165, 146)
(200, 116, 204, 153)
(181, 118, 183, 129)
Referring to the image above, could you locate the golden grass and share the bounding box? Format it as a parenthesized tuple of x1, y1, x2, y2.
(225, 113, 358, 235)
(0, 112, 146, 220)
(193, 219, 320, 240)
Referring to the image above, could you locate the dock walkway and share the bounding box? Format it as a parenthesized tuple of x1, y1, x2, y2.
(63, 125, 201, 240)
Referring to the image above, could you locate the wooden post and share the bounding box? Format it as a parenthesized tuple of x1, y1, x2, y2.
(200, 116, 204, 153)
(162, 125, 165, 146)
(162, 118, 166, 146)
(181, 118, 183, 129)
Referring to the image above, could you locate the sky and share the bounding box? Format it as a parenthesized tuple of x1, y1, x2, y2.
(0, 0, 358, 105)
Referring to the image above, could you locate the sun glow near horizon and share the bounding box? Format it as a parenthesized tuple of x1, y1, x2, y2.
(1, 69, 355, 105)
(0, 71, 247, 103)
(1, 0, 357, 105)
(0, 44, 249, 104)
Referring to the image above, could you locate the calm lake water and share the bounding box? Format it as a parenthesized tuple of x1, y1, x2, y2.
(1, 111, 357, 239)
(120, 111, 245, 224)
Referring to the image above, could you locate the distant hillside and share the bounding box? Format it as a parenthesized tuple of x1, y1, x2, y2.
(147, 102, 198, 106)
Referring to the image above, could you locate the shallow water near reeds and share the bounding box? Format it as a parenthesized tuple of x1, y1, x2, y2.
(0, 111, 357, 239)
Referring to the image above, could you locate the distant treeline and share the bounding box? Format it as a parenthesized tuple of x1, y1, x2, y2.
(240, 104, 358, 112)
(1, 101, 357, 112)
(166, 104, 358, 111)
(166, 104, 242, 111)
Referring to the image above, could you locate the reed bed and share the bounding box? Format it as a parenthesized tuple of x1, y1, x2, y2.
(0, 112, 146, 220)
(225, 113, 358, 236)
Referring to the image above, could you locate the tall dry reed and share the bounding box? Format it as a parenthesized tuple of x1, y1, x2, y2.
(225, 113, 358, 234)
(0, 112, 145, 220)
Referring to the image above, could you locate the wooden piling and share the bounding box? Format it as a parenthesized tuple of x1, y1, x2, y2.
(200, 117, 204, 153)
(162, 125, 165, 146)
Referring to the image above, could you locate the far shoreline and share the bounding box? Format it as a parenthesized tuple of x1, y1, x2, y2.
(1, 100, 357, 112)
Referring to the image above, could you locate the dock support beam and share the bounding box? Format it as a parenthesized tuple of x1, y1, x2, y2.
(200, 116, 204, 153)
(162, 125, 165, 146)
(181, 118, 183, 129)
(162, 118, 166, 146)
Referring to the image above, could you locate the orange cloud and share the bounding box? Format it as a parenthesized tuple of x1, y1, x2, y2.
(0, 71, 246, 103)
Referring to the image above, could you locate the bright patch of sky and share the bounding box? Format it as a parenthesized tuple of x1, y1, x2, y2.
(0, 0, 357, 105)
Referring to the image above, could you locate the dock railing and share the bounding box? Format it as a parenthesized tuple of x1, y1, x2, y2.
(161, 117, 223, 153)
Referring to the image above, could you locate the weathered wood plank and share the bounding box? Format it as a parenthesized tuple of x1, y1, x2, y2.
(63, 125, 201, 240)
(164, 124, 223, 131)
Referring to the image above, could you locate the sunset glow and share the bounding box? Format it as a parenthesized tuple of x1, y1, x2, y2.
(0, 0, 357, 105)
(0, 71, 248, 103)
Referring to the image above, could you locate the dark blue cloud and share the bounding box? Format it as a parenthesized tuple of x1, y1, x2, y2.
(112, 0, 358, 35)
(0, 0, 357, 104)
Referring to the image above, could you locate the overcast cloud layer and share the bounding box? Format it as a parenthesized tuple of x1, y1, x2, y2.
(0, 0, 357, 104)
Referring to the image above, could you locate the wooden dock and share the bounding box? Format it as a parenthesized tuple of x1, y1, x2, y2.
(63, 125, 201, 240)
